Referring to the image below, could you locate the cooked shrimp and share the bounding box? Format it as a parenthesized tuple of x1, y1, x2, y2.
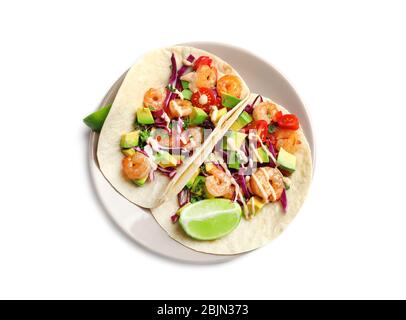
(222, 185, 236, 200)
(205, 167, 232, 198)
(216, 75, 242, 98)
(252, 101, 279, 124)
(122, 152, 151, 180)
(196, 65, 217, 89)
(169, 99, 193, 118)
(274, 128, 300, 154)
(143, 88, 165, 110)
(250, 167, 284, 202)
(181, 127, 203, 151)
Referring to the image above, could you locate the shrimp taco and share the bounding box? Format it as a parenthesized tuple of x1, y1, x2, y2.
(97, 46, 250, 208)
(151, 93, 313, 255)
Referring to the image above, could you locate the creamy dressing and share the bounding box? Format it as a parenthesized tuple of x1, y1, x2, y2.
(143, 145, 158, 171)
(182, 58, 193, 66)
(173, 87, 184, 100)
(199, 94, 208, 105)
(260, 168, 276, 201)
(283, 176, 292, 189)
(227, 138, 248, 163)
(248, 132, 277, 164)
(171, 100, 184, 116)
(147, 137, 161, 153)
(210, 106, 218, 123)
(251, 174, 269, 202)
(180, 72, 197, 92)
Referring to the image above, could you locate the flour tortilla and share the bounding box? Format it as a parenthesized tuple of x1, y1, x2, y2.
(151, 94, 313, 255)
(97, 46, 249, 208)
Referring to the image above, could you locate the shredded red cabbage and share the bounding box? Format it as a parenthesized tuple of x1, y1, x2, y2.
(233, 173, 251, 198)
(281, 189, 287, 212)
(169, 53, 177, 84)
(244, 95, 263, 113)
(171, 213, 179, 223)
(178, 188, 191, 208)
(163, 90, 174, 113)
(244, 104, 253, 113)
(201, 119, 215, 130)
(157, 166, 177, 178)
(151, 109, 164, 118)
(177, 54, 195, 77)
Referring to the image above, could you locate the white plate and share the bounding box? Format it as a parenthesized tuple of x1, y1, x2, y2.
(88, 42, 315, 263)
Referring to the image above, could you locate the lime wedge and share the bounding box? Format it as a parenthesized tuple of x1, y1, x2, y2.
(179, 199, 242, 240)
(83, 104, 111, 132)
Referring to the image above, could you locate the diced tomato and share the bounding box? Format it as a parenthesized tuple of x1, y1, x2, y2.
(193, 56, 212, 71)
(191, 88, 216, 112)
(277, 114, 299, 130)
(273, 111, 283, 122)
(243, 120, 268, 141)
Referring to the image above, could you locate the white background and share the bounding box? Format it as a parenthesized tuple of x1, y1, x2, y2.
(0, 0, 405, 300)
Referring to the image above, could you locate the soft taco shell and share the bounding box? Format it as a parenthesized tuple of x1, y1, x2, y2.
(97, 46, 249, 208)
(151, 94, 313, 254)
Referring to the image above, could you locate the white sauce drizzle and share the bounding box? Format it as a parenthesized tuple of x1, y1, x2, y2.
(182, 58, 193, 66)
(180, 72, 197, 92)
(199, 94, 208, 105)
(210, 106, 218, 123)
(227, 138, 248, 163)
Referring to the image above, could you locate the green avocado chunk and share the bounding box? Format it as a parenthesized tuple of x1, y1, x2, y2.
(120, 131, 140, 149)
(255, 147, 269, 163)
(136, 107, 155, 125)
(230, 111, 253, 131)
(222, 131, 247, 150)
(189, 107, 208, 125)
(182, 89, 193, 100)
(83, 104, 111, 132)
(121, 148, 136, 157)
(222, 93, 241, 109)
(277, 147, 296, 173)
(132, 176, 148, 186)
(155, 151, 178, 168)
(181, 80, 190, 90)
(228, 152, 241, 170)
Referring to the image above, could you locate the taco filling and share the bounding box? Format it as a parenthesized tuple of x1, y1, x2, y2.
(119, 52, 245, 187)
(171, 95, 304, 238)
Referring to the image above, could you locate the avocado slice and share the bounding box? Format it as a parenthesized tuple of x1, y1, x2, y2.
(189, 107, 208, 125)
(136, 107, 155, 125)
(182, 89, 193, 100)
(211, 107, 227, 125)
(277, 148, 296, 173)
(83, 104, 111, 132)
(255, 147, 269, 163)
(228, 152, 241, 170)
(247, 196, 266, 216)
(222, 93, 241, 109)
(186, 170, 200, 189)
(230, 111, 253, 131)
(222, 131, 247, 150)
(120, 130, 140, 148)
(155, 151, 178, 168)
(181, 80, 190, 90)
(121, 148, 136, 157)
(132, 176, 148, 186)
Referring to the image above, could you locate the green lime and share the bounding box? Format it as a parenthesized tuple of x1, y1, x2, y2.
(83, 104, 111, 132)
(179, 199, 242, 240)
